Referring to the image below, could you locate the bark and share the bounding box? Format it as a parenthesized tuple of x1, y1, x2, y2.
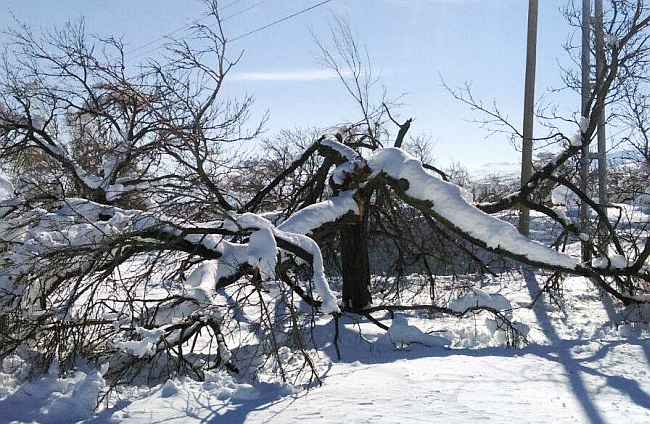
(340, 212, 371, 310)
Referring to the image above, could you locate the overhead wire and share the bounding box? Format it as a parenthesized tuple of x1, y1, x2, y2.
(125, 0, 269, 61)
(123, 0, 335, 80)
(223, 0, 270, 22)
(128, 0, 334, 61)
(229, 0, 334, 43)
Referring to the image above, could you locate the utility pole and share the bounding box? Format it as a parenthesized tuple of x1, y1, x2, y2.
(580, 0, 608, 261)
(580, 0, 591, 262)
(519, 0, 539, 236)
(594, 0, 608, 254)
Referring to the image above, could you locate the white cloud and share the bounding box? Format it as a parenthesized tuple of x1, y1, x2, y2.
(386, 0, 503, 4)
(229, 69, 349, 82)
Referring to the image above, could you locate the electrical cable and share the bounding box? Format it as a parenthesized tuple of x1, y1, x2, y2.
(125, 0, 267, 60)
(229, 0, 334, 42)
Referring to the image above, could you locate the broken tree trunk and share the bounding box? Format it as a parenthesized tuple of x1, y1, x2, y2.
(340, 209, 371, 311)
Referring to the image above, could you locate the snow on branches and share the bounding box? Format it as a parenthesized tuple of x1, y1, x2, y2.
(368, 148, 579, 270)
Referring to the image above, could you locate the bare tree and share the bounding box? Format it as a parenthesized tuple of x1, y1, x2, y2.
(0, 2, 333, 388)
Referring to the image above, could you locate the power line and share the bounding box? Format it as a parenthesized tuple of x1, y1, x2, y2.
(224, 0, 270, 21)
(125, 0, 268, 60)
(127, 0, 332, 61)
(229, 0, 334, 43)
(125, 0, 333, 72)
(126, 23, 200, 57)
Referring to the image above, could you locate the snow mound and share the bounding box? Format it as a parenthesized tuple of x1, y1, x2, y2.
(448, 287, 511, 313)
(0, 362, 107, 423)
(0, 176, 14, 201)
(377, 314, 449, 348)
(159, 380, 179, 398)
(447, 288, 529, 348)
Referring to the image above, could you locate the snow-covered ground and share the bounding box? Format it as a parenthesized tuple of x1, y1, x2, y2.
(1, 270, 649, 423)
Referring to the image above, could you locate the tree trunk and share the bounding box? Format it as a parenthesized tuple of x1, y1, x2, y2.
(340, 214, 371, 310)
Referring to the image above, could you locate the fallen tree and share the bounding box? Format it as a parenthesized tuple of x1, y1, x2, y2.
(1, 0, 650, 392)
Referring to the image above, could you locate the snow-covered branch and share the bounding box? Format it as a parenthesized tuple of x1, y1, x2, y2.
(368, 148, 580, 270)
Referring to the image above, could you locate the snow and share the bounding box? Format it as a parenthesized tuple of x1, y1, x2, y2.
(79, 169, 104, 190)
(331, 160, 361, 185)
(0, 176, 14, 200)
(274, 228, 340, 315)
(368, 148, 579, 269)
(448, 287, 511, 313)
(552, 205, 573, 227)
(636, 192, 650, 206)
(2, 194, 341, 323)
(318, 137, 366, 186)
(568, 118, 588, 147)
(551, 185, 579, 209)
(2, 274, 649, 423)
(159, 380, 179, 398)
(114, 327, 166, 357)
(240, 333, 650, 423)
(376, 313, 448, 348)
(605, 33, 619, 48)
(278, 190, 359, 235)
(223, 211, 274, 232)
(592, 254, 630, 269)
(105, 182, 152, 202)
(447, 287, 530, 347)
(570, 130, 582, 147)
(186, 261, 218, 289)
(0, 362, 108, 423)
(320, 136, 359, 162)
(247, 226, 277, 280)
(172, 207, 340, 315)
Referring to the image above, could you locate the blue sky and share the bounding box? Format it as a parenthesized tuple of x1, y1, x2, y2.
(0, 0, 580, 169)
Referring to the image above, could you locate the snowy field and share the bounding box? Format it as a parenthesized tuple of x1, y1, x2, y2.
(1, 269, 649, 423)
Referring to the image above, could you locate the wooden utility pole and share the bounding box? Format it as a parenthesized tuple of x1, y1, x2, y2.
(580, 0, 591, 261)
(580, 0, 608, 260)
(594, 0, 608, 253)
(519, 0, 539, 236)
